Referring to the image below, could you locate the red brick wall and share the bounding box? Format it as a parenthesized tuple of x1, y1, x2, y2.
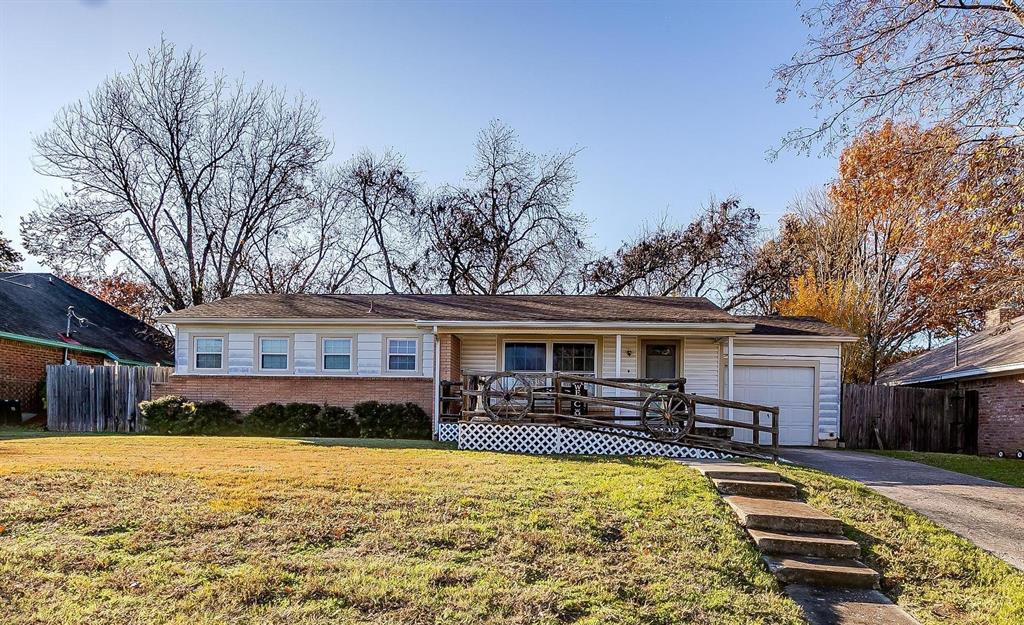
(0, 337, 105, 413)
(438, 334, 461, 381)
(957, 373, 1024, 456)
(152, 375, 435, 416)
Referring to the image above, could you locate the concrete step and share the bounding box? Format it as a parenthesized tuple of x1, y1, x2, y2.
(725, 496, 844, 534)
(688, 461, 781, 483)
(764, 556, 880, 589)
(785, 585, 920, 625)
(748, 528, 861, 559)
(712, 478, 798, 499)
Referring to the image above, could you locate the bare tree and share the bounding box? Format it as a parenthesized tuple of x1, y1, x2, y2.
(775, 0, 1024, 155)
(418, 121, 589, 294)
(22, 40, 330, 310)
(585, 197, 782, 311)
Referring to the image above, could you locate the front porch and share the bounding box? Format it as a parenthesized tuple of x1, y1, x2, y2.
(434, 330, 749, 425)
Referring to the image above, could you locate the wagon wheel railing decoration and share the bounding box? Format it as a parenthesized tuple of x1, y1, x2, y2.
(462, 370, 781, 459)
(640, 389, 694, 442)
(482, 373, 534, 421)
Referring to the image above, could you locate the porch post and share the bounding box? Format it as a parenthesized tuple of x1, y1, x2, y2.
(726, 336, 734, 423)
(615, 334, 622, 377)
(615, 334, 622, 415)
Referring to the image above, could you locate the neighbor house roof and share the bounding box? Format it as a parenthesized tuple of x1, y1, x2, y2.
(879, 315, 1024, 385)
(0, 273, 174, 365)
(736, 315, 856, 338)
(160, 293, 854, 338)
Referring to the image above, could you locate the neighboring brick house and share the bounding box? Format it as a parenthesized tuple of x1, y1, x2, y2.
(879, 307, 1024, 457)
(0, 273, 174, 416)
(158, 294, 856, 444)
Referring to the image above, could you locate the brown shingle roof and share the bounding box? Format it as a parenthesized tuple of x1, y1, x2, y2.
(160, 294, 855, 338)
(161, 294, 742, 324)
(736, 315, 857, 339)
(879, 315, 1024, 384)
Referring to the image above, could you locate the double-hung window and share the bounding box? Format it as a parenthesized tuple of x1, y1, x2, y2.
(553, 343, 596, 374)
(387, 338, 417, 371)
(194, 337, 223, 370)
(504, 342, 547, 372)
(322, 338, 352, 371)
(259, 337, 289, 371)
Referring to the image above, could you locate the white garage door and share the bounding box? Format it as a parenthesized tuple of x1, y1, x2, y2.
(732, 365, 815, 446)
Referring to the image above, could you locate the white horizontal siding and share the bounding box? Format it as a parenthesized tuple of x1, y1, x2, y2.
(422, 333, 435, 377)
(174, 329, 189, 374)
(731, 340, 844, 442)
(683, 338, 720, 418)
(293, 332, 317, 375)
(173, 324, 432, 377)
(460, 335, 498, 373)
(600, 335, 638, 378)
(227, 332, 255, 374)
(357, 333, 383, 376)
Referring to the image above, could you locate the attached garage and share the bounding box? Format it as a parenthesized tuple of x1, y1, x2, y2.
(731, 363, 817, 446)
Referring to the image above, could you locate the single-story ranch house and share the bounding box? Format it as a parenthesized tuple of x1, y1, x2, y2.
(157, 294, 855, 446)
(880, 306, 1023, 456)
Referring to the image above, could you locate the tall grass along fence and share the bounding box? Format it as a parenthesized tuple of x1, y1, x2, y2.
(46, 364, 172, 432)
(841, 384, 978, 453)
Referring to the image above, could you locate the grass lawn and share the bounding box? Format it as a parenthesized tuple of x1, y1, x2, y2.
(0, 433, 799, 625)
(762, 462, 1024, 625)
(868, 450, 1024, 489)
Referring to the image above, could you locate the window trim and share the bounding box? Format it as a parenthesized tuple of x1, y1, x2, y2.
(256, 335, 292, 373)
(385, 336, 420, 374)
(502, 341, 549, 373)
(319, 335, 354, 373)
(192, 335, 226, 372)
(552, 341, 598, 375)
(499, 338, 599, 374)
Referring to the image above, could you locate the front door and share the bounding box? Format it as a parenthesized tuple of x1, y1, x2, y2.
(645, 344, 677, 379)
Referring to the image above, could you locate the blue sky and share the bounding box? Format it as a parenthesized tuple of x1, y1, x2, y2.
(0, 0, 835, 271)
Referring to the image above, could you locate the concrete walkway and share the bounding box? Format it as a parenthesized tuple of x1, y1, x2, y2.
(780, 449, 1024, 571)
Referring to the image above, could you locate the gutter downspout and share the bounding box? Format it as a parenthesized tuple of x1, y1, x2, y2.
(432, 325, 441, 440)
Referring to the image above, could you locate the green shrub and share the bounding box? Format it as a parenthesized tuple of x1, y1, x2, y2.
(140, 396, 240, 435)
(192, 401, 242, 435)
(318, 405, 359, 438)
(283, 402, 323, 436)
(140, 395, 196, 434)
(244, 402, 287, 436)
(233, 400, 429, 439)
(353, 401, 430, 439)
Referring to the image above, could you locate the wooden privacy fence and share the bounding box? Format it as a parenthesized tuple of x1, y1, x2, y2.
(46, 364, 172, 432)
(841, 384, 978, 453)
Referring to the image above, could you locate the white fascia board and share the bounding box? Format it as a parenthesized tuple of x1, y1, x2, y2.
(734, 335, 860, 344)
(883, 361, 1024, 386)
(159, 317, 416, 326)
(414, 320, 757, 333)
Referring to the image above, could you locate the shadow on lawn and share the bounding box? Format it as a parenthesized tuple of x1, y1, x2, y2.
(296, 437, 454, 451)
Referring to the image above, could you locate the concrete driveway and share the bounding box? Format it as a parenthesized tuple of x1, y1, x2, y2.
(780, 449, 1024, 571)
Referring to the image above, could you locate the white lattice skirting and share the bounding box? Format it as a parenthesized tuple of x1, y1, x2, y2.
(455, 422, 731, 460)
(436, 422, 459, 442)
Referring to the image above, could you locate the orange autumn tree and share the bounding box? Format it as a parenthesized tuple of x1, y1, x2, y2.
(777, 271, 877, 383)
(776, 121, 1020, 383)
(62, 272, 166, 324)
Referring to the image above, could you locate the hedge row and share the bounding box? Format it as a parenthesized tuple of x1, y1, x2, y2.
(138, 396, 430, 439)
